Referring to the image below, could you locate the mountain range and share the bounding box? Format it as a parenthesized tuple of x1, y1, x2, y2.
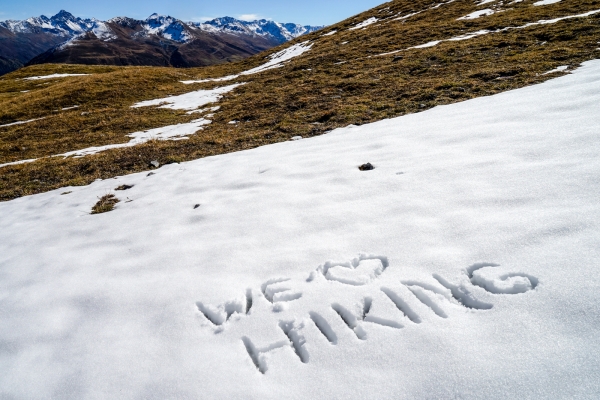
(0, 10, 323, 74)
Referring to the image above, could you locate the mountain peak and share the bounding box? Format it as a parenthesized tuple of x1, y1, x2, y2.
(52, 10, 75, 20)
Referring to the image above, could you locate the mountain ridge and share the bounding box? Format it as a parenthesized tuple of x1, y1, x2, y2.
(0, 10, 323, 73)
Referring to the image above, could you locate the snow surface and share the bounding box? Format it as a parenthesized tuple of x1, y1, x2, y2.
(22, 73, 89, 80)
(132, 84, 243, 110)
(1, 59, 600, 398)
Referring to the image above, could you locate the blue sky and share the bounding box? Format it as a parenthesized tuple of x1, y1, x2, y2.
(0, 0, 386, 26)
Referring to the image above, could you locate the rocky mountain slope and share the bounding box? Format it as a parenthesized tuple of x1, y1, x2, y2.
(0, 11, 322, 73)
(1, 0, 600, 201)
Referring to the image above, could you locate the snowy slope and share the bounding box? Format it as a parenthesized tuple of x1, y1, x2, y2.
(1, 60, 600, 398)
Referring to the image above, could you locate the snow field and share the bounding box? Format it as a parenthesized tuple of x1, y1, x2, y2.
(1, 59, 600, 398)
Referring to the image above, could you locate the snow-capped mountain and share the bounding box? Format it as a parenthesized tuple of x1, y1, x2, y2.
(138, 13, 194, 43)
(0, 10, 321, 45)
(193, 17, 323, 43)
(0, 10, 101, 36)
(0, 11, 322, 74)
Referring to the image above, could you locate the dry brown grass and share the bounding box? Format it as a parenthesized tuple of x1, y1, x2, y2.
(91, 193, 120, 214)
(2, 0, 600, 201)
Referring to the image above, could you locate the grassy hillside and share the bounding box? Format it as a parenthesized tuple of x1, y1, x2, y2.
(1, 0, 600, 201)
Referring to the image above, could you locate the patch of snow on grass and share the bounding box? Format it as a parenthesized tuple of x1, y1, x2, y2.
(180, 75, 238, 84)
(394, 11, 422, 20)
(60, 119, 211, 158)
(179, 41, 313, 84)
(22, 74, 89, 80)
(458, 8, 496, 20)
(186, 106, 220, 115)
(447, 29, 491, 41)
(241, 41, 313, 75)
(534, 0, 562, 5)
(0, 158, 38, 169)
(383, 8, 600, 54)
(411, 41, 441, 49)
(322, 30, 337, 36)
(349, 17, 378, 30)
(132, 83, 244, 110)
(0, 118, 44, 128)
(543, 65, 569, 74)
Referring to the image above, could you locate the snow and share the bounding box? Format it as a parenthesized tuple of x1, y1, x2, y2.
(478, 0, 497, 4)
(180, 75, 239, 84)
(191, 18, 322, 43)
(132, 83, 244, 111)
(349, 17, 378, 30)
(186, 106, 220, 115)
(457, 9, 496, 20)
(383, 8, 600, 54)
(241, 41, 313, 75)
(0, 118, 44, 128)
(1, 58, 600, 398)
(22, 73, 89, 80)
(91, 22, 116, 41)
(321, 30, 337, 36)
(543, 65, 569, 74)
(59, 119, 211, 157)
(534, 0, 562, 5)
(394, 11, 422, 20)
(0, 119, 211, 168)
(411, 41, 441, 49)
(180, 41, 313, 84)
(0, 158, 37, 168)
